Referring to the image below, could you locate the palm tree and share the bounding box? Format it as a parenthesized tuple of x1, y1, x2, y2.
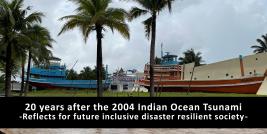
(17, 6, 45, 96)
(0, 54, 20, 80)
(17, 47, 27, 96)
(79, 67, 94, 80)
(129, 0, 174, 97)
(66, 69, 79, 80)
(251, 34, 267, 54)
(58, 0, 130, 97)
(0, 0, 45, 97)
(0, 0, 17, 97)
(24, 24, 53, 96)
(179, 48, 204, 67)
(0, 0, 33, 97)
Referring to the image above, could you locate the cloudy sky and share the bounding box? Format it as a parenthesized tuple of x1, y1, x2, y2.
(23, 0, 267, 73)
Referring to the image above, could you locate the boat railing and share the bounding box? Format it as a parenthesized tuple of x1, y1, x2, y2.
(31, 68, 65, 77)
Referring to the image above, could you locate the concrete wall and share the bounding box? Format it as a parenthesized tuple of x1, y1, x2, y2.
(183, 63, 195, 80)
(183, 53, 267, 80)
(257, 77, 267, 95)
(243, 53, 267, 76)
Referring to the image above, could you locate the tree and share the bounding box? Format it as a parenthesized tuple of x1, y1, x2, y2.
(66, 66, 107, 80)
(179, 48, 204, 67)
(0, 0, 47, 97)
(24, 24, 53, 96)
(251, 34, 267, 54)
(66, 69, 79, 80)
(0, 0, 33, 97)
(58, 0, 130, 97)
(155, 56, 162, 64)
(79, 66, 94, 80)
(129, 0, 174, 97)
(0, 57, 20, 80)
(16, 7, 47, 96)
(91, 66, 106, 80)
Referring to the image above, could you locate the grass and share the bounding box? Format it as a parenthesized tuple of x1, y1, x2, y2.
(10, 89, 267, 97)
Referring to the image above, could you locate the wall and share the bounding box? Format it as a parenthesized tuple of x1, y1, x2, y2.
(183, 63, 195, 80)
(183, 53, 267, 80)
(243, 52, 267, 76)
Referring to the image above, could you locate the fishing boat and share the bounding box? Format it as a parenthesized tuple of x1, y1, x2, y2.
(138, 49, 267, 95)
(29, 58, 111, 89)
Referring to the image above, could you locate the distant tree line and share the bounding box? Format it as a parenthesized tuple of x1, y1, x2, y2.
(66, 66, 107, 80)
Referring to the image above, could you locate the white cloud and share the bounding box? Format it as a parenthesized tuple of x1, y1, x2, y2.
(23, 0, 267, 73)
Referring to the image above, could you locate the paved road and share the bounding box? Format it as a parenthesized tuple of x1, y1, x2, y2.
(1, 129, 267, 134)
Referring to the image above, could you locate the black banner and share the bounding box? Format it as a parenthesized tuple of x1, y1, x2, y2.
(0, 97, 267, 128)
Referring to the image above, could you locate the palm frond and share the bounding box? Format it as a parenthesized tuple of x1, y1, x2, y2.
(105, 19, 130, 40)
(106, 8, 127, 21)
(59, 0, 130, 42)
(166, 0, 173, 12)
(58, 16, 83, 35)
(75, 0, 95, 13)
(256, 39, 267, 48)
(251, 45, 262, 49)
(80, 24, 94, 43)
(25, 12, 44, 24)
(128, 7, 148, 21)
(179, 48, 203, 66)
(262, 34, 267, 44)
(135, 0, 152, 11)
(143, 16, 152, 39)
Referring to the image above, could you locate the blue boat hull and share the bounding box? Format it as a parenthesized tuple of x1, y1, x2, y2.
(29, 78, 111, 89)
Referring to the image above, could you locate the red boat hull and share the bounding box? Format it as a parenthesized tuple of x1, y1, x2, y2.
(140, 76, 264, 94)
(30, 82, 58, 89)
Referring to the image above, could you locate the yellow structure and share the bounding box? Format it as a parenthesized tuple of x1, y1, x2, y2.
(257, 77, 267, 95)
(183, 52, 267, 81)
(181, 52, 267, 95)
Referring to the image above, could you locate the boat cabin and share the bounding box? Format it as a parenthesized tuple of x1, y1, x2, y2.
(30, 58, 67, 80)
(161, 52, 178, 65)
(144, 52, 182, 81)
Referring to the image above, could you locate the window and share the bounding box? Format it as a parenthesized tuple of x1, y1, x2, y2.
(111, 85, 117, 90)
(123, 85, 128, 90)
(256, 58, 258, 61)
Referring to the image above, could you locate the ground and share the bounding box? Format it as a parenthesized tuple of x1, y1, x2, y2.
(8, 89, 267, 97)
(0, 81, 266, 97)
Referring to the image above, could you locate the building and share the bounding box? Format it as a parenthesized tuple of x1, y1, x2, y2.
(109, 68, 148, 92)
